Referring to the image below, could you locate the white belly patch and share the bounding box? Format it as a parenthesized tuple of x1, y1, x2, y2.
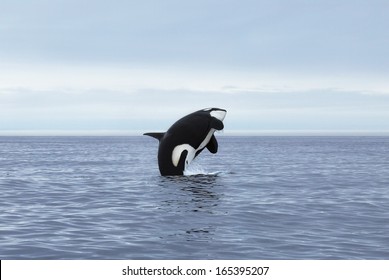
(171, 129, 215, 169)
(172, 144, 195, 167)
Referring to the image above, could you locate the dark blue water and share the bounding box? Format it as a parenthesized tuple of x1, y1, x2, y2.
(1, 136, 389, 259)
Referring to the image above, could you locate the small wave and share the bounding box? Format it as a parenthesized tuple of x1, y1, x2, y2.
(184, 170, 224, 176)
(183, 163, 227, 176)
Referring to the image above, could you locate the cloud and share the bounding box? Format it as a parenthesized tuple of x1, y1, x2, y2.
(1, 1, 389, 134)
(1, 0, 389, 75)
(1, 63, 389, 134)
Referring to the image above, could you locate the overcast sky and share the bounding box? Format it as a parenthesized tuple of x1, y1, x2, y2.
(1, 0, 389, 135)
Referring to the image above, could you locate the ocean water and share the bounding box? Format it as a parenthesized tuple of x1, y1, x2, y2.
(1, 136, 389, 260)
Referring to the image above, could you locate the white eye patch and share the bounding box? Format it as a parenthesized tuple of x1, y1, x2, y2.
(210, 110, 226, 121)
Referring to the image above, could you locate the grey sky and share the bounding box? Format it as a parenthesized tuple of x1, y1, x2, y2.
(1, 0, 389, 135)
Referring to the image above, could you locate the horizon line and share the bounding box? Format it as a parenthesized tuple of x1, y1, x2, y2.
(1, 130, 389, 137)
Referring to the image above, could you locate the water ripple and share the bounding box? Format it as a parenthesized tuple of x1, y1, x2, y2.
(1, 136, 389, 259)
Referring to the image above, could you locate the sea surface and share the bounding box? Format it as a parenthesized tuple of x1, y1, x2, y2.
(1, 136, 389, 259)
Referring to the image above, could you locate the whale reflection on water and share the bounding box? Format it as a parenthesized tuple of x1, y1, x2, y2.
(155, 174, 223, 243)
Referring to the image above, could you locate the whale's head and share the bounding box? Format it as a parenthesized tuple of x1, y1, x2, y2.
(202, 108, 227, 122)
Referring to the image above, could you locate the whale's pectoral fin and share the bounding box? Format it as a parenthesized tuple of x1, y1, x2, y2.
(177, 150, 188, 172)
(210, 118, 224, 130)
(144, 132, 164, 141)
(206, 134, 218, 154)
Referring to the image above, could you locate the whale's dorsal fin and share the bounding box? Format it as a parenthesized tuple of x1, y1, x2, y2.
(144, 132, 165, 141)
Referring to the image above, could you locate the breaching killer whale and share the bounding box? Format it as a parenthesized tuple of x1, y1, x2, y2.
(144, 108, 227, 176)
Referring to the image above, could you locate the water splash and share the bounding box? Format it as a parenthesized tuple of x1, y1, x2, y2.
(184, 162, 207, 176)
(184, 162, 224, 176)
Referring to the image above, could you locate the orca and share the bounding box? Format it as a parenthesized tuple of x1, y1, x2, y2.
(144, 108, 227, 176)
